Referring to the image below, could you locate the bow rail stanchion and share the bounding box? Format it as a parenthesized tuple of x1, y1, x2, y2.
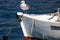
(56, 8, 60, 22)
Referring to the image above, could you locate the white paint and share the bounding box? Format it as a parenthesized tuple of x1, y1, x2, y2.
(20, 21, 32, 37)
(17, 12, 23, 15)
(18, 12, 60, 39)
(20, 0, 30, 10)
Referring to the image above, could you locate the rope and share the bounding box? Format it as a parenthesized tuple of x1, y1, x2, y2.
(2, 19, 19, 40)
(3, 28, 12, 40)
(5, 28, 12, 36)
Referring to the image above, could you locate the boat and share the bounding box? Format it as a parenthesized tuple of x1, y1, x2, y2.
(17, 0, 60, 40)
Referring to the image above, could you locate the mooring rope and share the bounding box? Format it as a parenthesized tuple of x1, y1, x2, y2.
(2, 19, 20, 40)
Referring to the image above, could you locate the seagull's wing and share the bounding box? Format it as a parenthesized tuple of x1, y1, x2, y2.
(20, 3, 30, 10)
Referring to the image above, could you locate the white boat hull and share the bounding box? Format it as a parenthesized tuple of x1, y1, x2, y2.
(17, 12, 60, 40)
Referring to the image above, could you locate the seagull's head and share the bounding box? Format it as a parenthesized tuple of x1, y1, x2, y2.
(20, 0, 25, 4)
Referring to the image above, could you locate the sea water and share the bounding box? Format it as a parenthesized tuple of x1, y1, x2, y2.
(0, 0, 60, 40)
(0, 0, 24, 40)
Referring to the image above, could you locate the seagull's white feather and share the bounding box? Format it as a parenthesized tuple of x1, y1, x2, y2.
(20, 0, 30, 10)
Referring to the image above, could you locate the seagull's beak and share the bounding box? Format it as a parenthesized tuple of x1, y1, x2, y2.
(20, 1, 22, 4)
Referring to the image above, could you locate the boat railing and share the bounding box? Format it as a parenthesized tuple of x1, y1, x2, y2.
(56, 8, 60, 22)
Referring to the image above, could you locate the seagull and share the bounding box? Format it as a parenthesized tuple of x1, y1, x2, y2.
(20, 0, 30, 10)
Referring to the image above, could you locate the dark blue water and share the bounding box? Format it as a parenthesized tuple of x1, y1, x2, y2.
(0, 0, 60, 40)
